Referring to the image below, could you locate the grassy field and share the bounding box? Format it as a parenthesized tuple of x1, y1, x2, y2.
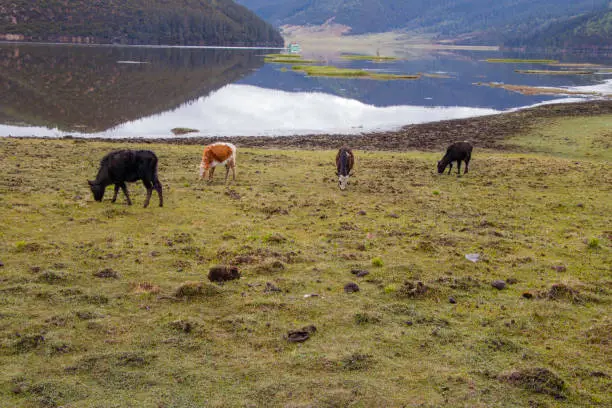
(0, 114, 610, 407)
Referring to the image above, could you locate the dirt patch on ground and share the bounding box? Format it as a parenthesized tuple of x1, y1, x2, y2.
(55, 100, 612, 151)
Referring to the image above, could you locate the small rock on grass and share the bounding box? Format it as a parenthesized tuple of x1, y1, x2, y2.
(344, 283, 360, 293)
(286, 325, 317, 343)
(449, 296, 457, 304)
(93, 268, 119, 279)
(492, 280, 507, 290)
(264, 282, 281, 293)
(208, 265, 240, 283)
(522, 292, 534, 299)
(0, 260, 4, 267)
(351, 269, 369, 277)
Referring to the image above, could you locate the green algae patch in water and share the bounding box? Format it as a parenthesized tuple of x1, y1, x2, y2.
(264, 54, 319, 64)
(292, 65, 420, 80)
(486, 58, 559, 64)
(340, 55, 399, 62)
(515, 69, 596, 75)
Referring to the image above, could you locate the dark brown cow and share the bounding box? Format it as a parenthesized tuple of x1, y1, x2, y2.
(336, 147, 355, 190)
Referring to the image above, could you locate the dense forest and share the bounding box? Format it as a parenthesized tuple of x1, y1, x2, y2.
(505, 9, 612, 49)
(236, 0, 609, 44)
(0, 45, 264, 132)
(0, 0, 284, 46)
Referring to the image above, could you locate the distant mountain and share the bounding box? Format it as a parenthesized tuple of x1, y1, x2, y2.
(505, 9, 612, 49)
(236, 0, 609, 43)
(0, 0, 283, 46)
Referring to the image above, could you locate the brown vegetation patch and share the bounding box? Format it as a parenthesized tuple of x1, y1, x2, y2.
(584, 321, 612, 345)
(130, 281, 161, 294)
(500, 367, 567, 399)
(541, 283, 587, 303)
(174, 281, 221, 298)
(397, 281, 434, 299)
(93, 268, 119, 279)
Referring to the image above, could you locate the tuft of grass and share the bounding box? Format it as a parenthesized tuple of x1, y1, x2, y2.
(587, 237, 601, 249)
(174, 281, 221, 298)
(371, 257, 384, 267)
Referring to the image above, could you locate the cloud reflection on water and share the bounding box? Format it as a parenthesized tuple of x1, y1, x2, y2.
(0, 84, 501, 138)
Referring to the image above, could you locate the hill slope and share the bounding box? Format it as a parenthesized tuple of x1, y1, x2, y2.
(505, 9, 612, 49)
(0, 0, 284, 46)
(236, 0, 608, 42)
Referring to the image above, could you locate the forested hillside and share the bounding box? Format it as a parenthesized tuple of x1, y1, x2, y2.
(236, 0, 608, 43)
(0, 0, 284, 46)
(505, 9, 612, 49)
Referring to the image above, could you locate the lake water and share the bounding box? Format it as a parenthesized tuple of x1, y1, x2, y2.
(0, 43, 610, 138)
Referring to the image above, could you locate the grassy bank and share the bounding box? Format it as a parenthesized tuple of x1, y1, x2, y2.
(0, 113, 610, 407)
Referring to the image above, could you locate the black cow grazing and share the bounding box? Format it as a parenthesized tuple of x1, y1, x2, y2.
(88, 150, 163, 208)
(336, 147, 355, 190)
(437, 141, 473, 175)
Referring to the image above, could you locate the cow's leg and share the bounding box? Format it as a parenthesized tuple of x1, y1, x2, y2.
(142, 180, 153, 208)
(153, 178, 163, 207)
(224, 164, 230, 183)
(464, 155, 471, 174)
(120, 182, 132, 206)
(457, 160, 461, 175)
(208, 167, 216, 182)
(111, 184, 120, 203)
(447, 162, 453, 175)
(230, 159, 236, 181)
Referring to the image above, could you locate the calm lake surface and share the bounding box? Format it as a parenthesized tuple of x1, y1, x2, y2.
(0, 43, 610, 138)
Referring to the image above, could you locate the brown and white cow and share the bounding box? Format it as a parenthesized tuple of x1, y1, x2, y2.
(199, 142, 237, 183)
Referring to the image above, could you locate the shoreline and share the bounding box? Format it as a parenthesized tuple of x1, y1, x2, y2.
(5, 100, 611, 151)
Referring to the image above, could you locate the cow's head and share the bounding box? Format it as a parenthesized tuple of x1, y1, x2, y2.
(437, 160, 446, 174)
(88, 180, 105, 201)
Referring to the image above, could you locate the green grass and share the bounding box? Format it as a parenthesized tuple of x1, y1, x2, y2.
(0, 114, 610, 406)
(340, 55, 399, 62)
(486, 58, 559, 64)
(504, 115, 612, 160)
(264, 54, 319, 64)
(292, 65, 421, 80)
(515, 69, 596, 75)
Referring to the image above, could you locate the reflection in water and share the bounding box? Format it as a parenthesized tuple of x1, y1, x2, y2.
(0, 44, 264, 132)
(0, 84, 501, 138)
(1, 44, 610, 138)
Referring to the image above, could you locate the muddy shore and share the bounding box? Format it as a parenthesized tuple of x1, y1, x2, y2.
(8, 100, 612, 151)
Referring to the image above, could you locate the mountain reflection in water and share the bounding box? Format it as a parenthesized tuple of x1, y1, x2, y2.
(0, 44, 263, 133)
